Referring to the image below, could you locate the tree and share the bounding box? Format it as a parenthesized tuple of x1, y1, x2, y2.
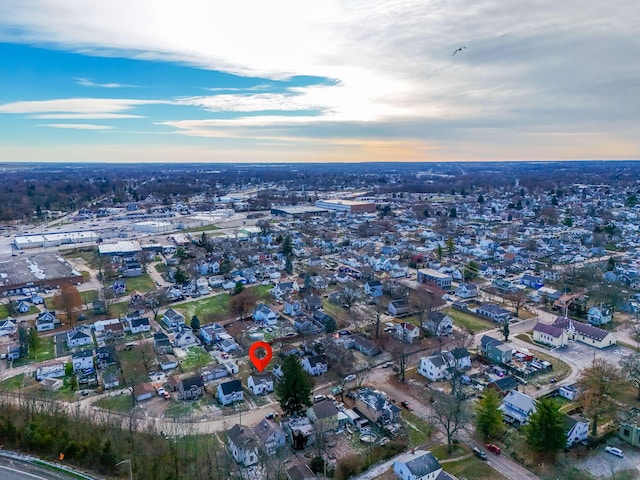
(607, 257, 616, 271)
(324, 316, 337, 334)
(341, 283, 361, 309)
(429, 390, 471, 453)
(174, 267, 188, 285)
(53, 284, 83, 328)
(475, 388, 505, 439)
(276, 355, 313, 416)
(525, 397, 566, 453)
(436, 244, 443, 261)
(285, 256, 293, 275)
(17, 324, 29, 357)
(502, 322, 510, 342)
(281, 235, 293, 257)
(477, 194, 484, 204)
(621, 353, 640, 400)
(463, 260, 479, 280)
(28, 327, 40, 354)
(578, 358, 625, 436)
(448, 207, 457, 218)
(190, 315, 201, 331)
(233, 281, 244, 295)
(505, 290, 528, 318)
(229, 289, 258, 320)
(446, 237, 455, 256)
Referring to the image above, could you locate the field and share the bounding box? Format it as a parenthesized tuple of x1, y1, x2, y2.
(402, 411, 434, 447)
(180, 347, 213, 372)
(80, 289, 99, 304)
(442, 455, 509, 480)
(29, 336, 56, 362)
(94, 394, 135, 413)
(444, 307, 496, 334)
(0, 304, 8, 317)
(175, 294, 230, 321)
(125, 273, 156, 293)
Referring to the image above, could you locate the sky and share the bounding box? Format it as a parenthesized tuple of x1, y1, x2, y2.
(0, 0, 639, 164)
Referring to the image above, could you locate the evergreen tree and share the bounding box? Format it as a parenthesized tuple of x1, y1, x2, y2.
(325, 316, 337, 334)
(502, 322, 510, 342)
(174, 267, 188, 285)
(475, 389, 505, 439)
(477, 194, 484, 204)
(233, 281, 245, 295)
(437, 244, 443, 261)
(276, 355, 313, 416)
(281, 235, 293, 257)
(525, 397, 566, 453)
(446, 237, 455, 256)
(449, 207, 457, 218)
(190, 315, 200, 331)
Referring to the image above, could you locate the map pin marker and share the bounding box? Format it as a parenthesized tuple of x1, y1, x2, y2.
(249, 341, 273, 373)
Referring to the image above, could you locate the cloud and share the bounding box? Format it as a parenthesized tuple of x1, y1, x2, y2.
(38, 123, 112, 130)
(0, 0, 639, 158)
(0, 98, 165, 119)
(75, 77, 137, 88)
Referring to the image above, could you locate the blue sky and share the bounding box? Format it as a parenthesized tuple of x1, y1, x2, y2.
(0, 0, 639, 163)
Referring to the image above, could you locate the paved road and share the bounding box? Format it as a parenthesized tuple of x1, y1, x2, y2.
(0, 455, 92, 480)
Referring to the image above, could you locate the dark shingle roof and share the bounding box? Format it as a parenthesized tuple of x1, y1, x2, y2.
(553, 316, 611, 341)
(220, 379, 242, 395)
(533, 322, 564, 338)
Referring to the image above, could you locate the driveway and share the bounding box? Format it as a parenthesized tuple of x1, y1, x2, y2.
(578, 440, 640, 478)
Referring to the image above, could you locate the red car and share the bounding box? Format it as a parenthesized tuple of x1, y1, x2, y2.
(485, 444, 501, 455)
(400, 401, 414, 411)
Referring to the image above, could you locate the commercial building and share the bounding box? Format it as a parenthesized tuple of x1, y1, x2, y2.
(314, 199, 376, 214)
(14, 231, 99, 250)
(0, 253, 82, 294)
(270, 205, 328, 216)
(417, 268, 453, 289)
(98, 240, 142, 257)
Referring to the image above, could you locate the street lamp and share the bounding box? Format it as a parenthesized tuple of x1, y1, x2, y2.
(116, 458, 132, 480)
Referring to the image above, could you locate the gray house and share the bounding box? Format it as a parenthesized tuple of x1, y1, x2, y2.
(480, 335, 513, 364)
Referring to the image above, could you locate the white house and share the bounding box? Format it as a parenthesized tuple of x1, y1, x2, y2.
(248, 372, 274, 396)
(253, 303, 278, 326)
(252, 419, 287, 455)
(128, 316, 151, 334)
(0, 317, 17, 336)
(455, 283, 478, 299)
(422, 311, 453, 337)
(587, 306, 613, 326)
(71, 349, 94, 373)
(393, 450, 450, 480)
(395, 322, 421, 343)
(418, 354, 451, 382)
(271, 281, 300, 299)
(36, 311, 56, 332)
(217, 379, 244, 405)
(301, 355, 328, 376)
(174, 327, 198, 348)
(501, 390, 537, 426)
(162, 308, 186, 330)
(66, 327, 93, 349)
(227, 424, 259, 467)
(565, 415, 590, 447)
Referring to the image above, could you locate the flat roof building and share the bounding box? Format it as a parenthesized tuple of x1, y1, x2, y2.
(14, 231, 99, 250)
(271, 206, 329, 216)
(0, 253, 82, 293)
(314, 199, 376, 214)
(98, 240, 141, 256)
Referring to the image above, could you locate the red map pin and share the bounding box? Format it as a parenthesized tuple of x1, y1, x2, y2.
(249, 341, 273, 373)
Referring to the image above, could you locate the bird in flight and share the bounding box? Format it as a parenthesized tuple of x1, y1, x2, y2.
(452, 47, 466, 56)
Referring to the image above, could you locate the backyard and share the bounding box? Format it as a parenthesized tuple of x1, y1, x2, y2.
(125, 273, 156, 293)
(179, 346, 213, 372)
(444, 307, 496, 334)
(175, 294, 230, 321)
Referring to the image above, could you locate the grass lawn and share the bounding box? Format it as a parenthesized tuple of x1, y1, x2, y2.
(0, 304, 8, 317)
(180, 347, 212, 372)
(94, 394, 135, 413)
(118, 348, 150, 380)
(16, 305, 41, 316)
(183, 225, 221, 233)
(175, 294, 230, 321)
(110, 301, 130, 317)
(321, 300, 352, 327)
(444, 307, 496, 334)
(30, 337, 55, 362)
(442, 456, 509, 480)
(250, 284, 273, 301)
(0, 373, 26, 391)
(431, 443, 468, 460)
(165, 402, 198, 418)
(32, 460, 92, 480)
(80, 289, 99, 304)
(154, 262, 167, 273)
(125, 273, 156, 293)
(402, 411, 434, 448)
(64, 250, 99, 269)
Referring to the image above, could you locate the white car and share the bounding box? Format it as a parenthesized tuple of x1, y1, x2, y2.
(605, 446, 624, 458)
(157, 387, 167, 397)
(344, 374, 356, 382)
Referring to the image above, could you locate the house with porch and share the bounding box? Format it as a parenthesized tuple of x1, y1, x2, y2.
(454, 283, 478, 299)
(253, 419, 287, 455)
(162, 308, 186, 330)
(301, 355, 328, 376)
(66, 327, 93, 349)
(218, 379, 243, 405)
(247, 372, 274, 396)
(36, 311, 57, 332)
(422, 311, 453, 336)
(227, 424, 259, 467)
(565, 415, 589, 447)
(253, 303, 278, 325)
(500, 390, 536, 426)
(395, 322, 421, 343)
(480, 335, 513, 364)
(587, 306, 613, 326)
(179, 375, 205, 401)
(355, 387, 402, 424)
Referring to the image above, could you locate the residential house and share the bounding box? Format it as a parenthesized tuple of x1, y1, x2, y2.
(253, 419, 287, 455)
(417, 269, 452, 289)
(559, 385, 578, 401)
(102, 371, 120, 390)
(92, 300, 106, 315)
(476, 304, 511, 323)
(31, 294, 44, 305)
(364, 280, 383, 297)
(587, 306, 613, 326)
(352, 335, 380, 356)
(393, 450, 453, 480)
(618, 409, 640, 447)
(418, 354, 452, 382)
(501, 390, 536, 426)
(422, 311, 453, 336)
(36, 311, 56, 332)
(302, 295, 323, 312)
(309, 275, 327, 290)
(16, 301, 30, 314)
(0, 317, 17, 336)
(158, 353, 178, 371)
(301, 355, 328, 376)
(307, 398, 340, 432)
(6, 343, 22, 361)
(272, 281, 300, 299)
(247, 372, 274, 396)
(153, 331, 172, 354)
(112, 280, 126, 295)
(395, 322, 421, 343)
(218, 379, 244, 405)
(388, 299, 411, 317)
(454, 283, 478, 299)
(179, 375, 205, 401)
(552, 316, 616, 349)
(480, 335, 513, 364)
(487, 376, 520, 395)
(133, 382, 155, 402)
(162, 308, 186, 330)
(450, 347, 472, 370)
(521, 274, 544, 289)
(492, 278, 516, 294)
(66, 327, 93, 349)
(284, 300, 302, 316)
(565, 415, 589, 447)
(253, 303, 278, 325)
(71, 349, 94, 373)
(174, 327, 198, 348)
(355, 387, 402, 424)
(199, 322, 226, 345)
(96, 345, 117, 369)
(532, 322, 567, 348)
(127, 316, 151, 334)
(227, 424, 259, 467)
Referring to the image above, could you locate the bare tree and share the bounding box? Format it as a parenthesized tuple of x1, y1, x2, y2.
(429, 390, 472, 453)
(341, 282, 361, 309)
(505, 290, 528, 318)
(145, 289, 169, 321)
(53, 284, 83, 328)
(621, 353, 640, 400)
(578, 358, 625, 436)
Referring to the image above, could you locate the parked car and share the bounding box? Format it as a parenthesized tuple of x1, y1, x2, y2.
(381, 362, 393, 369)
(400, 401, 414, 411)
(162, 391, 171, 400)
(485, 444, 501, 455)
(473, 447, 487, 460)
(344, 374, 356, 382)
(157, 387, 167, 397)
(265, 412, 278, 420)
(605, 446, 624, 458)
(313, 395, 327, 403)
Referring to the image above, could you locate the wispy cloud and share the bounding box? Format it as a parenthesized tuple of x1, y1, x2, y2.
(75, 77, 137, 88)
(0, 98, 166, 119)
(39, 123, 112, 130)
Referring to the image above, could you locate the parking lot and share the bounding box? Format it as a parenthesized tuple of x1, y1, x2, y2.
(578, 438, 640, 477)
(554, 338, 632, 372)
